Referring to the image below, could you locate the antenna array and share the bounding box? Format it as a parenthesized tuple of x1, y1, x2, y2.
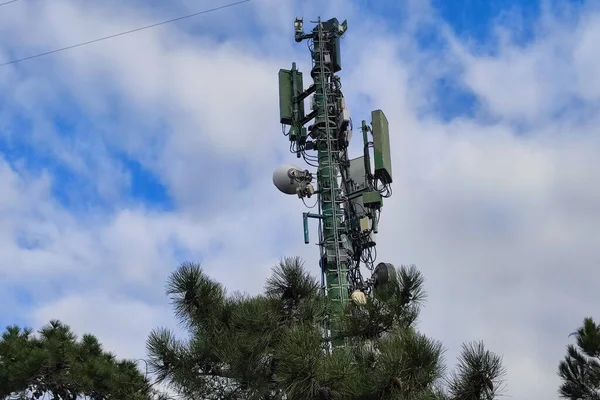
(273, 17, 395, 350)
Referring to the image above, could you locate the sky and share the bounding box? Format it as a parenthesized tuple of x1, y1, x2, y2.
(0, 0, 598, 398)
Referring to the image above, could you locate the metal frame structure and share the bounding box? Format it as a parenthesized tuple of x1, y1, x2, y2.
(275, 17, 394, 350)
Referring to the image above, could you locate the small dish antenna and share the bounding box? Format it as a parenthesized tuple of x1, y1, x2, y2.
(273, 164, 304, 195)
(273, 164, 314, 198)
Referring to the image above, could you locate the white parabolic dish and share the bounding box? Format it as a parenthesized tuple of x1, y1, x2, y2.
(273, 164, 303, 195)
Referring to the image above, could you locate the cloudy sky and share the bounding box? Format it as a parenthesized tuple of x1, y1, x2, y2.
(1, 0, 599, 398)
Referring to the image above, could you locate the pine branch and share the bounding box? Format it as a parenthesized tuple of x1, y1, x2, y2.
(166, 262, 227, 331)
(149, 257, 508, 400)
(447, 341, 506, 400)
(559, 318, 600, 399)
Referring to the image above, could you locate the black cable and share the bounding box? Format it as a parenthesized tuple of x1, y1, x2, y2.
(302, 197, 318, 209)
(0, 0, 251, 68)
(302, 152, 319, 167)
(0, 0, 20, 7)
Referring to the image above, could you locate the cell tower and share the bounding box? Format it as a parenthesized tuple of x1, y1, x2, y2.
(273, 18, 395, 349)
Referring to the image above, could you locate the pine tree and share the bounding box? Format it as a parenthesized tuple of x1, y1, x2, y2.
(559, 317, 600, 399)
(0, 320, 160, 400)
(147, 257, 506, 399)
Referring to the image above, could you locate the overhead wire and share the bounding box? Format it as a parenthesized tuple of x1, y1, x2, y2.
(0, 0, 251, 68)
(0, 0, 21, 7)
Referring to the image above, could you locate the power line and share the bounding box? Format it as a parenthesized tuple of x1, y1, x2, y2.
(0, 0, 21, 7)
(0, 0, 251, 68)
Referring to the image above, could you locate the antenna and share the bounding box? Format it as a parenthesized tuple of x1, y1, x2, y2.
(273, 18, 395, 351)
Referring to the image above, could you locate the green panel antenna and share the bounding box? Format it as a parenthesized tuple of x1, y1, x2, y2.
(371, 109, 393, 185)
(278, 67, 305, 125)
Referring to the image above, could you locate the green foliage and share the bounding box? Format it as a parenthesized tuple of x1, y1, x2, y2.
(147, 257, 506, 400)
(559, 317, 600, 399)
(447, 342, 506, 400)
(341, 265, 425, 341)
(0, 320, 155, 400)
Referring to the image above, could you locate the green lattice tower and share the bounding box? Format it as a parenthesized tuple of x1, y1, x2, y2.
(310, 19, 352, 349)
(278, 18, 357, 350)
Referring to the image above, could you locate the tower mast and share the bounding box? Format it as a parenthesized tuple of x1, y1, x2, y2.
(311, 18, 351, 347)
(274, 17, 395, 350)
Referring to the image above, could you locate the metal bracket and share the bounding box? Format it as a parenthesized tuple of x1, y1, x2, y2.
(302, 212, 324, 244)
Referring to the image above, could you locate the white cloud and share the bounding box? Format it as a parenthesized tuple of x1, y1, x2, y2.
(0, 1, 599, 399)
(30, 292, 175, 360)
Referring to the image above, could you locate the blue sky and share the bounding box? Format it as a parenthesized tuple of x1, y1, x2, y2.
(0, 0, 534, 209)
(1, 0, 600, 399)
(0, 0, 576, 214)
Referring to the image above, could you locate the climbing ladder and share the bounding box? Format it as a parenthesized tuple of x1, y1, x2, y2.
(311, 20, 352, 348)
